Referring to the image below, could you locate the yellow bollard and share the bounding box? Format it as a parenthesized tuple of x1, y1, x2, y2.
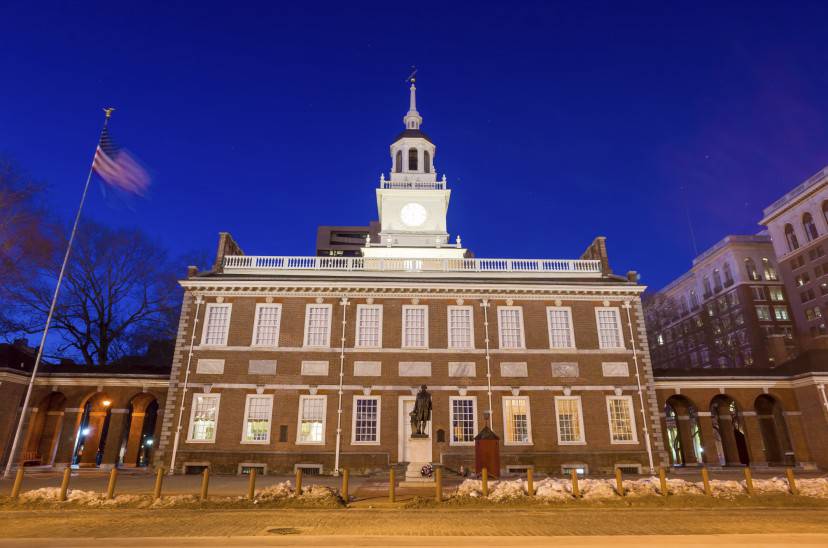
(658, 466, 668, 496)
(482, 467, 489, 497)
(106, 468, 118, 500)
(743, 467, 754, 495)
(786, 467, 798, 495)
(200, 467, 210, 501)
(341, 468, 350, 503)
(615, 468, 624, 497)
(59, 467, 71, 502)
(247, 468, 257, 500)
(295, 467, 303, 495)
(11, 468, 25, 499)
(389, 468, 395, 503)
(527, 468, 534, 497)
(153, 467, 165, 500)
(570, 469, 580, 498)
(435, 466, 442, 502)
(701, 467, 711, 496)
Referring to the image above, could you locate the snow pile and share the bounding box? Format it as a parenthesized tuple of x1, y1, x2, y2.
(798, 478, 828, 497)
(533, 478, 570, 500)
(489, 479, 527, 501)
(753, 477, 791, 494)
(578, 479, 618, 500)
(455, 479, 483, 497)
(17, 487, 151, 507)
(624, 477, 661, 496)
(254, 481, 340, 505)
(256, 481, 295, 501)
(707, 480, 745, 498)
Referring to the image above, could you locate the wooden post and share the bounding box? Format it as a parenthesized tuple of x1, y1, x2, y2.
(482, 467, 489, 497)
(59, 467, 71, 502)
(200, 467, 210, 501)
(570, 469, 580, 498)
(295, 467, 303, 495)
(527, 468, 534, 497)
(153, 467, 164, 500)
(389, 468, 395, 503)
(11, 467, 25, 499)
(615, 468, 624, 497)
(341, 468, 350, 503)
(786, 467, 799, 495)
(435, 467, 442, 502)
(106, 468, 118, 500)
(247, 468, 257, 500)
(743, 467, 754, 495)
(701, 467, 711, 496)
(658, 466, 668, 496)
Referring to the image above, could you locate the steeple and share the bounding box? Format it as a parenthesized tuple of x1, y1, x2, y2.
(403, 80, 422, 130)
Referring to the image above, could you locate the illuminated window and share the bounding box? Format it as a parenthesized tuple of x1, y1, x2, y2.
(744, 258, 761, 281)
(450, 397, 477, 445)
(297, 395, 326, 444)
(241, 395, 273, 443)
(762, 258, 778, 281)
(555, 396, 585, 444)
(187, 393, 221, 442)
(606, 396, 638, 443)
(503, 396, 532, 445)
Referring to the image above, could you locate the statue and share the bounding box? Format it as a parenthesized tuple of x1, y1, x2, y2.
(410, 384, 432, 438)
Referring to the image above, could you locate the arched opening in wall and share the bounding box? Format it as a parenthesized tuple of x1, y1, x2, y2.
(664, 395, 703, 467)
(408, 148, 418, 171)
(395, 150, 402, 173)
(754, 395, 795, 466)
(22, 392, 66, 466)
(803, 212, 819, 241)
(423, 150, 431, 173)
(822, 201, 828, 227)
(710, 395, 750, 466)
(784, 224, 799, 252)
(744, 258, 760, 281)
(71, 392, 112, 468)
(119, 393, 159, 467)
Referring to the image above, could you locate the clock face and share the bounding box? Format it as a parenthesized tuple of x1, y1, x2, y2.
(400, 202, 428, 227)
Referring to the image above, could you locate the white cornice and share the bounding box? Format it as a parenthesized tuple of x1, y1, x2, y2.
(192, 345, 634, 355)
(654, 374, 828, 391)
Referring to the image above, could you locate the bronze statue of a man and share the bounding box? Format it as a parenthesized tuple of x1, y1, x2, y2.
(411, 384, 432, 438)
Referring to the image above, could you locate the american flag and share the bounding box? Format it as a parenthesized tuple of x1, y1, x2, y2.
(92, 126, 150, 196)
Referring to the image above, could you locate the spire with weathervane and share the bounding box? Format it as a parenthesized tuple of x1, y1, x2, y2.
(404, 71, 422, 130)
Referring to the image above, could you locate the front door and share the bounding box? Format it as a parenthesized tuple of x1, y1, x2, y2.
(398, 396, 431, 463)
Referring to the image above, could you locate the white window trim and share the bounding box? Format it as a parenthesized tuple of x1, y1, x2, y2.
(449, 395, 478, 446)
(296, 395, 327, 445)
(303, 303, 333, 348)
(447, 305, 475, 349)
(251, 303, 282, 347)
(201, 303, 232, 347)
(546, 306, 577, 349)
(240, 394, 274, 444)
(555, 395, 586, 445)
(502, 395, 533, 446)
(595, 307, 625, 350)
(354, 304, 383, 349)
(186, 393, 221, 444)
(497, 306, 526, 350)
(401, 304, 429, 349)
(606, 395, 639, 445)
(350, 395, 381, 445)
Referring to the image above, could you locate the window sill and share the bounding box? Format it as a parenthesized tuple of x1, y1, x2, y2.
(185, 439, 216, 444)
(610, 440, 640, 445)
(450, 441, 475, 447)
(503, 441, 534, 446)
(240, 440, 271, 445)
(557, 441, 587, 446)
(350, 441, 380, 446)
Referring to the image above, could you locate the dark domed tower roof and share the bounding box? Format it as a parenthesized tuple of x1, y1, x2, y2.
(393, 128, 433, 144)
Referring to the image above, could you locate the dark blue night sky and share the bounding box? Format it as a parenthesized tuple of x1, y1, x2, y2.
(3, 1, 828, 290)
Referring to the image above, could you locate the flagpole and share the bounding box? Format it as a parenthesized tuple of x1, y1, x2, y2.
(2, 108, 115, 479)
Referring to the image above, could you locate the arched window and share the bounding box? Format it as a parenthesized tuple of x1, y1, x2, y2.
(785, 224, 799, 252)
(823, 201, 828, 227)
(408, 148, 418, 171)
(744, 258, 760, 281)
(723, 262, 733, 285)
(395, 150, 402, 173)
(423, 150, 431, 173)
(803, 213, 818, 241)
(713, 269, 723, 291)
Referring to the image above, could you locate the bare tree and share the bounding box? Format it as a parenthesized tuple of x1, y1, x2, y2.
(5, 220, 180, 365)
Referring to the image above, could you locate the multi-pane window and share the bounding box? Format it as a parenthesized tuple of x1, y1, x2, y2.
(450, 397, 477, 445)
(252, 304, 282, 346)
(756, 305, 772, 321)
(355, 305, 382, 348)
(547, 307, 575, 348)
(202, 304, 231, 346)
(606, 396, 637, 443)
(774, 306, 790, 321)
(762, 258, 778, 281)
(555, 396, 585, 444)
(497, 307, 525, 349)
(297, 395, 326, 444)
(402, 305, 428, 348)
(187, 394, 221, 442)
(502, 396, 531, 444)
(242, 395, 273, 443)
(752, 286, 766, 301)
(447, 306, 474, 349)
(303, 304, 332, 347)
(352, 396, 380, 444)
(596, 308, 624, 349)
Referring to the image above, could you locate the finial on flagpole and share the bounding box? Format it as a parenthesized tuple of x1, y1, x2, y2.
(103, 107, 116, 119)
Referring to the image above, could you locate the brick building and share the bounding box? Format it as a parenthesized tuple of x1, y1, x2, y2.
(645, 234, 796, 371)
(149, 81, 667, 476)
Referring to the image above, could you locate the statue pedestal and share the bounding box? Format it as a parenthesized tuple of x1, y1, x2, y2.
(400, 436, 435, 487)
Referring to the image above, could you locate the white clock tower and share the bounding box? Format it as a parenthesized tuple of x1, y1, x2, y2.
(362, 79, 467, 260)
